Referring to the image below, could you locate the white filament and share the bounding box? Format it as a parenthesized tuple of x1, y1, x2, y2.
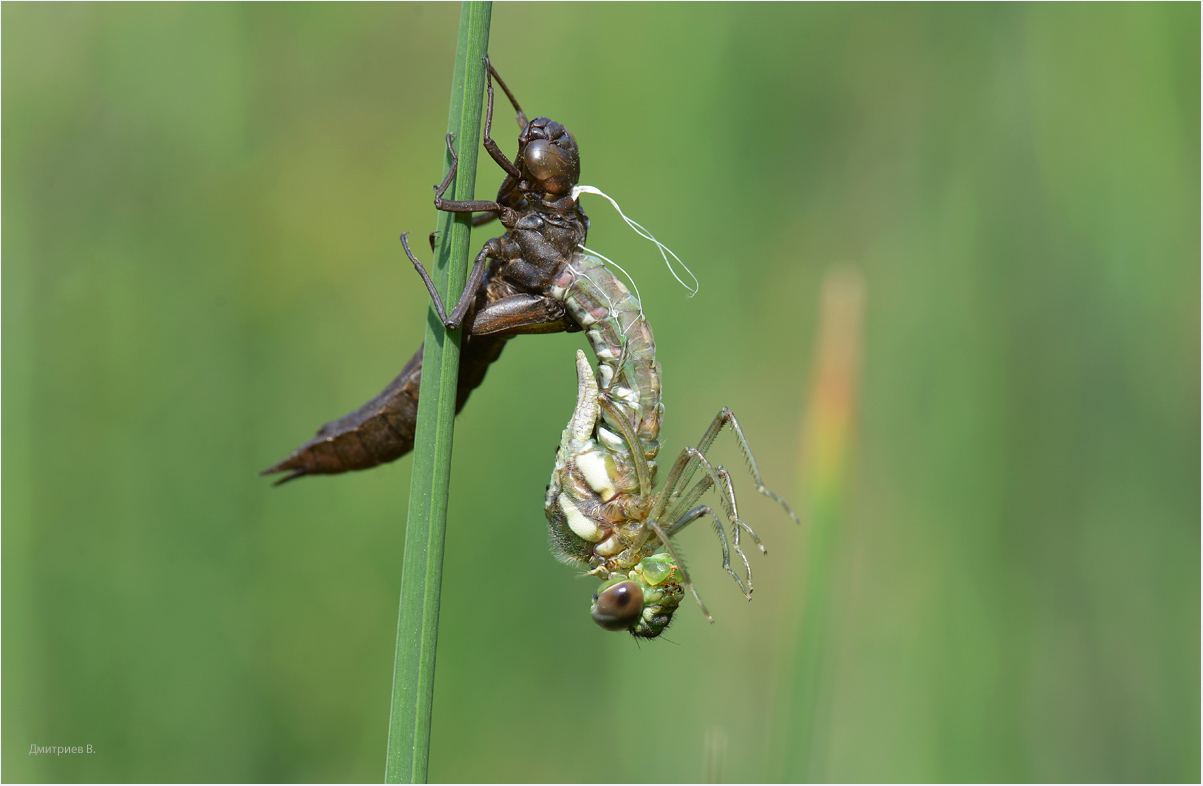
(576, 243, 645, 336)
(573, 184, 700, 297)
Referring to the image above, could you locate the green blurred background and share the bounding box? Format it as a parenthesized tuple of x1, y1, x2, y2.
(3, 3, 1198, 782)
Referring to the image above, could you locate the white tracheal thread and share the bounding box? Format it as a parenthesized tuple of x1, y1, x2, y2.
(575, 244, 644, 338)
(572, 184, 700, 297)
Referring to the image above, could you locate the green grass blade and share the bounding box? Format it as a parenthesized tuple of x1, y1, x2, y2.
(385, 3, 492, 783)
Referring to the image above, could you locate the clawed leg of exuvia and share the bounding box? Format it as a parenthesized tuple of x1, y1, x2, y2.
(480, 57, 521, 179)
(483, 56, 528, 130)
(432, 133, 458, 204)
(400, 232, 491, 330)
(432, 133, 504, 215)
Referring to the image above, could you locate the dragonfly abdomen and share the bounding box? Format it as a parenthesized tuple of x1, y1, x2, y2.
(553, 251, 663, 467)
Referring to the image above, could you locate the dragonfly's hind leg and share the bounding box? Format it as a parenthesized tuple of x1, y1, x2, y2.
(659, 408, 800, 529)
(656, 447, 755, 596)
(647, 408, 798, 593)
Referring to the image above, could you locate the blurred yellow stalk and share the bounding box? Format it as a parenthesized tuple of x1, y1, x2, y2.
(781, 266, 864, 782)
(803, 269, 863, 504)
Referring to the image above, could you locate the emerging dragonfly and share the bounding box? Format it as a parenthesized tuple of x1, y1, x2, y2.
(263, 59, 587, 484)
(540, 263, 799, 638)
(405, 89, 798, 637)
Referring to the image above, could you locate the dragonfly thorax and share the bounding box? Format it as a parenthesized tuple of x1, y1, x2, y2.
(591, 554, 686, 638)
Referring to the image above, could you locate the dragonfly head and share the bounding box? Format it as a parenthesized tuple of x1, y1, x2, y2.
(517, 117, 580, 201)
(590, 553, 684, 639)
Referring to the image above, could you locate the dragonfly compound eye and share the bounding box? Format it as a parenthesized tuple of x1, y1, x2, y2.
(591, 580, 645, 631)
(522, 139, 579, 196)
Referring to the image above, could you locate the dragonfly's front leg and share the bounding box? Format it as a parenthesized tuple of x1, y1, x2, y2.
(645, 518, 712, 623)
(401, 232, 498, 330)
(480, 57, 522, 179)
(433, 133, 505, 215)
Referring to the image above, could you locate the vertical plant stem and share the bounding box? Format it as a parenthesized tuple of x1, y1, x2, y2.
(385, 3, 491, 783)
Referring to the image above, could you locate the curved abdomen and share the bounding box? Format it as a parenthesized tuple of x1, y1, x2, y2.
(552, 251, 662, 463)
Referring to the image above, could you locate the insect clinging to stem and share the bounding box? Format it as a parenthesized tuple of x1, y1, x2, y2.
(402, 64, 798, 636)
(262, 58, 589, 484)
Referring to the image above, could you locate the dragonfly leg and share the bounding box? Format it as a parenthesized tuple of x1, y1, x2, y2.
(646, 518, 713, 623)
(433, 132, 504, 215)
(654, 408, 799, 530)
(657, 446, 757, 592)
(481, 57, 521, 179)
(663, 503, 751, 600)
(663, 470, 755, 591)
(401, 232, 495, 330)
(483, 56, 528, 130)
(471, 294, 575, 337)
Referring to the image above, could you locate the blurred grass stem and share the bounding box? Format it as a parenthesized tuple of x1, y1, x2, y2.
(782, 268, 864, 781)
(384, 3, 492, 782)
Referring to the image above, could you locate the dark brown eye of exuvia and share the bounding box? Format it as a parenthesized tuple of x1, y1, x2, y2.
(591, 581, 643, 631)
(523, 140, 574, 183)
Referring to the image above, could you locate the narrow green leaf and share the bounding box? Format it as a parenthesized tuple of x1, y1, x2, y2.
(385, 3, 492, 783)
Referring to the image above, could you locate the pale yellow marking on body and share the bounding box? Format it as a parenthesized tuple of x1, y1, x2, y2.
(598, 427, 625, 452)
(611, 386, 639, 409)
(576, 450, 617, 501)
(558, 493, 603, 542)
(595, 534, 622, 557)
